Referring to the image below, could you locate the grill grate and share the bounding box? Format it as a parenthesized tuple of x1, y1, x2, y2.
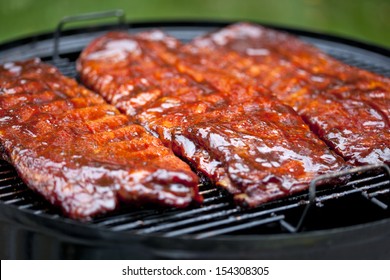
(1, 160, 389, 238)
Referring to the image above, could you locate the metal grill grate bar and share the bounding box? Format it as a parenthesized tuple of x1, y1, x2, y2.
(136, 208, 240, 234)
(194, 215, 285, 239)
(109, 203, 230, 231)
(0, 188, 28, 199)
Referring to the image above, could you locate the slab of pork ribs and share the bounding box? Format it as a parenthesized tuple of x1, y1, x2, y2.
(78, 30, 347, 207)
(188, 23, 390, 165)
(0, 59, 200, 220)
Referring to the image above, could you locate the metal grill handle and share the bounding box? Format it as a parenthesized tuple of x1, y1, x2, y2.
(53, 9, 126, 61)
(293, 164, 390, 232)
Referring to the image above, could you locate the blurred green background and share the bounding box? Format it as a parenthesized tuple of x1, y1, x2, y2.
(0, 0, 389, 47)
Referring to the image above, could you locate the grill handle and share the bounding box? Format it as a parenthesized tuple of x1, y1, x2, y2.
(53, 9, 126, 61)
(293, 164, 390, 232)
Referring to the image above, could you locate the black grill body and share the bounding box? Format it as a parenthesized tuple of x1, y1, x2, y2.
(0, 21, 389, 259)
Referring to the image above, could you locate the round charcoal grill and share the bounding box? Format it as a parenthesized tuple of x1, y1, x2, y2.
(0, 11, 390, 259)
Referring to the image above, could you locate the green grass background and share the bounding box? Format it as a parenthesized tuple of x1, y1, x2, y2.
(0, 0, 389, 47)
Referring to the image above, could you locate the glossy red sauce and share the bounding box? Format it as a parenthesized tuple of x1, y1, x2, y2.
(0, 59, 200, 220)
(188, 23, 390, 165)
(78, 30, 347, 207)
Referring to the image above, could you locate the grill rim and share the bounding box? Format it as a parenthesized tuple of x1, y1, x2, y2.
(0, 20, 389, 53)
(0, 20, 389, 259)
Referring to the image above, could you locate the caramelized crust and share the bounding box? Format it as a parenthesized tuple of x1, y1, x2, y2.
(0, 59, 200, 220)
(78, 31, 347, 207)
(188, 23, 390, 165)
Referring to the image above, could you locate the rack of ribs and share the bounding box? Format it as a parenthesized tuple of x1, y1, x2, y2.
(78, 31, 347, 207)
(187, 23, 390, 165)
(0, 59, 200, 220)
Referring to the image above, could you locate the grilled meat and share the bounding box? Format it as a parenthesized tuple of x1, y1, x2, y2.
(188, 23, 390, 165)
(78, 31, 347, 207)
(0, 59, 200, 220)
